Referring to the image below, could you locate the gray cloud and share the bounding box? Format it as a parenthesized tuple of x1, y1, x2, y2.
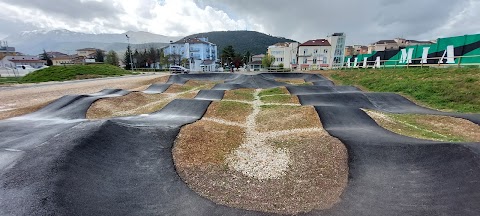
(1, 0, 478, 46)
(1, 0, 125, 21)
(196, 0, 475, 44)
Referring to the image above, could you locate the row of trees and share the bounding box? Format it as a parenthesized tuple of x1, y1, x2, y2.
(221, 45, 279, 69)
(123, 46, 168, 70)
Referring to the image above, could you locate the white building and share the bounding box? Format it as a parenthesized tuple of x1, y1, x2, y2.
(297, 33, 346, 70)
(297, 39, 331, 70)
(0, 56, 45, 69)
(165, 37, 218, 72)
(267, 42, 299, 69)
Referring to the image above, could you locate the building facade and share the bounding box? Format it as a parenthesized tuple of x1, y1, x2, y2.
(0, 56, 45, 68)
(267, 42, 299, 69)
(327, 33, 347, 68)
(297, 39, 331, 70)
(164, 37, 218, 71)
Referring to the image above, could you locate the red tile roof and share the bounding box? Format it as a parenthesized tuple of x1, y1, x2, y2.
(300, 39, 331, 46)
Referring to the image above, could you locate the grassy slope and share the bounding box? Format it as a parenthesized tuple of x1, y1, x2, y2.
(21, 64, 132, 83)
(324, 68, 480, 113)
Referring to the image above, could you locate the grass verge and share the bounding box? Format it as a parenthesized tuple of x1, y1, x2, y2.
(366, 110, 480, 142)
(321, 67, 480, 113)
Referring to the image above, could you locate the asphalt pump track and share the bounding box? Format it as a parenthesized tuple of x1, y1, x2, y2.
(0, 73, 479, 215)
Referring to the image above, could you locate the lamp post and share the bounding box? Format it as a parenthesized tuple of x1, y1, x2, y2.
(126, 34, 134, 72)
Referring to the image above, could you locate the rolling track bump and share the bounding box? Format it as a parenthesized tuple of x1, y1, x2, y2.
(0, 73, 479, 215)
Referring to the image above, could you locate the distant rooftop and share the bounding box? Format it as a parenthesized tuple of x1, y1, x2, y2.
(300, 39, 331, 46)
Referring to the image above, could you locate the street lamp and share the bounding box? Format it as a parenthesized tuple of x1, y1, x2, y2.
(126, 34, 134, 72)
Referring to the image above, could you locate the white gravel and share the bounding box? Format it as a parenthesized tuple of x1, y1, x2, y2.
(226, 89, 291, 180)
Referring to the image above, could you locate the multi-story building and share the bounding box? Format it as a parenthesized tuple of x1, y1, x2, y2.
(267, 42, 299, 69)
(327, 33, 347, 68)
(297, 39, 331, 70)
(164, 37, 218, 72)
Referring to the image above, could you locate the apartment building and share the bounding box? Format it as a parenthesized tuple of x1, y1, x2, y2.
(164, 37, 218, 71)
(267, 42, 299, 69)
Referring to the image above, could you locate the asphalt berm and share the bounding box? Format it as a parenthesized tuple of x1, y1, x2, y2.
(0, 73, 479, 215)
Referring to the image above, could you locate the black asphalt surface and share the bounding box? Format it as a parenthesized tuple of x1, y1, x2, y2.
(0, 73, 479, 215)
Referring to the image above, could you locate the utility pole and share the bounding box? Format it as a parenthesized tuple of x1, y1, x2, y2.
(126, 34, 134, 72)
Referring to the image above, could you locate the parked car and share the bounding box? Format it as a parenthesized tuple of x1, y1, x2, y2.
(169, 66, 189, 74)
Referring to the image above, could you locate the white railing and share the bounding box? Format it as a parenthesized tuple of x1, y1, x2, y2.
(343, 55, 480, 69)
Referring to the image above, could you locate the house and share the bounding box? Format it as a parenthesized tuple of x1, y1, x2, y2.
(0, 55, 45, 68)
(164, 37, 218, 71)
(369, 38, 433, 53)
(346, 45, 369, 56)
(52, 56, 74, 66)
(267, 42, 299, 69)
(76, 48, 98, 57)
(248, 54, 265, 71)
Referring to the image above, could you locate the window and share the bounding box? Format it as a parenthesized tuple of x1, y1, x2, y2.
(292, 59, 296, 64)
(304, 49, 308, 55)
(314, 49, 318, 54)
(303, 59, 307, 64)
(324, 49, 328, 53)
(313, 59, 317, 64)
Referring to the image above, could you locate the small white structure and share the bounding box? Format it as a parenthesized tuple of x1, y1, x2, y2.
(0, 56, 45, 69)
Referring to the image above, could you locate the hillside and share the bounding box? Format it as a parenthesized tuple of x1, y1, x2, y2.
(184, 31, 297, 55)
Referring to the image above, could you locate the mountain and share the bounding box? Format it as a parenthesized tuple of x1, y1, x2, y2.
(183, 31, 297, 55)
(2, 29, 182, 55)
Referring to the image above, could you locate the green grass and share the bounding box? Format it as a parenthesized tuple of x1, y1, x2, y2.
(260, 95, 295, 104)
(259, 87, 286, 96)
(0, 77, 22, 85)
(20, 64, 132, 83)
(327, 67, 480, 113)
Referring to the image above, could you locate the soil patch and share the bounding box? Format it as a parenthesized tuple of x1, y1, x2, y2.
(0, 101, 52, 120)
(174, 130, 348, 215)
(256, 105, 320, 132)
(86, 92, 167, 119)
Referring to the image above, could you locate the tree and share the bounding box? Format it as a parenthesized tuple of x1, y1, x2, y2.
(221, 45, 236, 66)
(105, 50, 119, 66)
(124, 45, 133, 70)
(95, 49, 105, 62)
(40, 49, 53, 66)
(159, 49, 168, 68)
(262, 54, 275, 68)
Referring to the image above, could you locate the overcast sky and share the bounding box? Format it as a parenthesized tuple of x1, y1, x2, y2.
(0, 0, 479, 45)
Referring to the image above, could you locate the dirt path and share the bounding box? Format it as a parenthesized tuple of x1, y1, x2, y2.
(0, 74, 167, 119)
